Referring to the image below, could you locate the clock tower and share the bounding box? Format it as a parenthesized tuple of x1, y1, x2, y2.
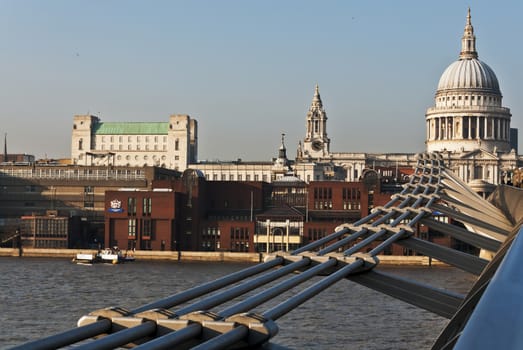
(301, 84, 330, 158)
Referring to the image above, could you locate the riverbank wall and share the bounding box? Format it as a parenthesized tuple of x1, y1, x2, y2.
(0, 247, 448, 266)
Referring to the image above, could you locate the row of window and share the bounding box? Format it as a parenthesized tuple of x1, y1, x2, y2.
(314, 187, 332, 200)
(78, 136, 180, 151)
(127, 197, 152, 216)
(99, 135, 167, 143)
(342, 187, 361, 200)
(314, 201, 332, 210)
(33, 239, 68, 248)
(209, 173, 268, 182)
(203, 227, 221, 237)
(437, 95, 500, 103)
(99, 144, 167, 151)
(230, 227, 249, 240)
(307, 228, 327, 242)
(128, 218, 154, 238)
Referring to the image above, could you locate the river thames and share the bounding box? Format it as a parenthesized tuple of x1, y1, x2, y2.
(0, 257, 476, 349)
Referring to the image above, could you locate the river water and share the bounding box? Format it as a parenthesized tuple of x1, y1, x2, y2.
(0, 257, 476, 349)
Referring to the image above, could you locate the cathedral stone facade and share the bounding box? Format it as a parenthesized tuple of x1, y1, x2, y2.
(424, 9, 519, 191)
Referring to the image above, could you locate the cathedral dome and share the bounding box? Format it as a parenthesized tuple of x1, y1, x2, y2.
(436, 8, 501, 95)
(437, 58, 500, 93)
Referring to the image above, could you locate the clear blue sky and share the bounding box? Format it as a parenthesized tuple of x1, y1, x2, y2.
(1, 1, 522, 161)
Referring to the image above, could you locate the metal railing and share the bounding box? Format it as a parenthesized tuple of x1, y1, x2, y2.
(10, 152, 521, 350)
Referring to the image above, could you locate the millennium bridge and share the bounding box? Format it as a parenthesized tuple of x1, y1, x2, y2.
(12, 153, 523, 349)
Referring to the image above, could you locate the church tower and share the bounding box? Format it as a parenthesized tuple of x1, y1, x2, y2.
(302, 84, 330, 158)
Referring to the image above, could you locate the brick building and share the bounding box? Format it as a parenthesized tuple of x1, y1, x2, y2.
(103, 167, 420, 254)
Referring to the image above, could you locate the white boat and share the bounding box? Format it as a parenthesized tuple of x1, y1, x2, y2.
(74, 247, 135, 264)
(73, 253, 99, 264)
(99, 247, 135, 264)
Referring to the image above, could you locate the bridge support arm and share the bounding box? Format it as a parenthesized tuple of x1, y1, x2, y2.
(395, 237, 488, 275)
(348, 270, 464, 319)
(420, 218, 501, 252)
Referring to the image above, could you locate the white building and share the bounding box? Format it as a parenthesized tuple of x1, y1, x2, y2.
(71, 114, 197, 171)
(424, 8, 519, 192)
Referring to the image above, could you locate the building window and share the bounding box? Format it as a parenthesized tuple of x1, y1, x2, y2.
(78, 139, 83, 150)
(175, 139, 179, 151)
(143, 197, 152, 216)
(314, 187, 333, 210)
(230, 227, 249, 252)
(143, 219, 152, 239)
(128, 197, 137, 216)
(83, 186, 94, 208)
(128, 219, 137, 237)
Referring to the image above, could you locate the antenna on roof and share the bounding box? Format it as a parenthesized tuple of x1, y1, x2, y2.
(4, 133, 7, 162)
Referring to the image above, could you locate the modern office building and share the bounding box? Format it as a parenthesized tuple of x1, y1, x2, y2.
(19, 210, 69, 248)
(0, 163, 180, 247)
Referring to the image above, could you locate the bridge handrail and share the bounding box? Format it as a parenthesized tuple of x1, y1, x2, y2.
(454, 225, 523, 349)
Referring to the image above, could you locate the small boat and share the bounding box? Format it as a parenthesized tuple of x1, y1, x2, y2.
(99, 247, 135, 264)
(74, 247, 135, 264)
(73, 253, 100, 265)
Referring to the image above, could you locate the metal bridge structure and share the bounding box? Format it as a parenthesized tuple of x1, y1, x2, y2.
(12, 153, 523, 350)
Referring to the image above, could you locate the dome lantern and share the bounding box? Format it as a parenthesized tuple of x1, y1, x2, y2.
(460, 8, 478, 60)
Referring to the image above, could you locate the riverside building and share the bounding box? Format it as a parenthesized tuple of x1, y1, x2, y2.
(0, 163, 180, 248)
(71, 114, 197, 171)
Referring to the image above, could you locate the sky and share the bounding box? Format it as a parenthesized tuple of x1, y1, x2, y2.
(1, 0, 522, 161)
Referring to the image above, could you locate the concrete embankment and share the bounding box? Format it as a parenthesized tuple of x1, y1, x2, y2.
(0, 247, 448, 266)
(0, 248, 261, 263)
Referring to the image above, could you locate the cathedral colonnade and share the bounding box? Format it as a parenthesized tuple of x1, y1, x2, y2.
(426, 114, 510, 142)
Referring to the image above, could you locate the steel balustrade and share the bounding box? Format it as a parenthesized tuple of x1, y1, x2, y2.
(11, 152, 523, 350)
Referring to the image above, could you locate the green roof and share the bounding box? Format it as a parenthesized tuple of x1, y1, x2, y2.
(93, 122, 169, 135)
